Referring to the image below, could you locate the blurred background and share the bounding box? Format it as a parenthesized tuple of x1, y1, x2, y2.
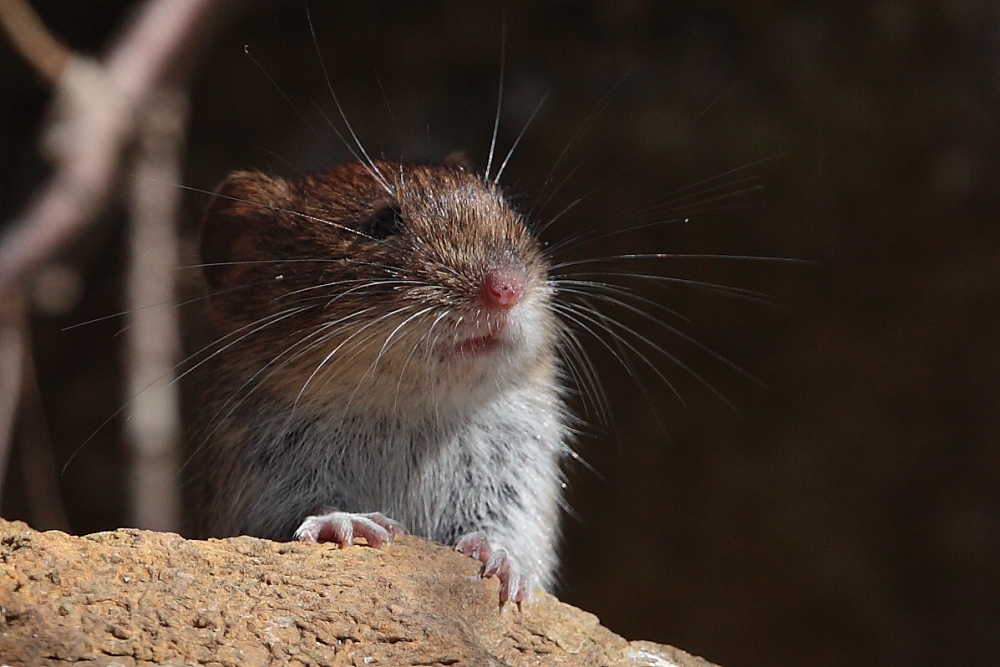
(1, 1, 998, 666)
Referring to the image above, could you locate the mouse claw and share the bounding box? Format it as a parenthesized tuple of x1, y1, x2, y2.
(294, 511, 405, 548)
(455, 531, 492, 561)
(456, 531, 532, 606)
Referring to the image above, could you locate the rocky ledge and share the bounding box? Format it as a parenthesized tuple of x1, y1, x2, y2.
(0, 518, 718, 667)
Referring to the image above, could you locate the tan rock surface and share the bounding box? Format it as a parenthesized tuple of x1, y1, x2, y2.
(0, 518, 719, 667)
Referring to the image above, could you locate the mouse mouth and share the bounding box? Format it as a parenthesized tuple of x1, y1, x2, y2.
(452, 334, 501, 358)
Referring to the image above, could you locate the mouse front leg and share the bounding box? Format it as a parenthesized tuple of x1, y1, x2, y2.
(294, 511, 405, 547)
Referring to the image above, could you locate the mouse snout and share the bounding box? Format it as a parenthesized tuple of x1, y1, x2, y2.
(481, 269, 526, 310)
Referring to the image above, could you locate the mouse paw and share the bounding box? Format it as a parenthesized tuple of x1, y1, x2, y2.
(456, 531, 532, 604)
(294, 511, 405, 548)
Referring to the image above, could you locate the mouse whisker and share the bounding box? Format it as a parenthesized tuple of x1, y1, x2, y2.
(555, 320, 612, 427)
(551, 278, 690, 323)
(272, 278, 425, 303)
(304, 3, 394, 196)
(555, 284, 760, 387)
(188, 308, 385, 469)
(545, 189, 763, 257)
(483, 20, 506, 183)
(493, 92, 549, 186)
(550, 300, 686, 406)
(550, 265, 783, 305)
(392, 310, 451, 414)
(338, 307, 436, 417)
(169, 181, 386, 242)
(599, 159, 773, 226)
(292, 305, 423, 409)
(528, 75, 626, 222)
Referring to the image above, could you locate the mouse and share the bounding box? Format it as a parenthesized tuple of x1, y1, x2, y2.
(188, 156, 568, 603)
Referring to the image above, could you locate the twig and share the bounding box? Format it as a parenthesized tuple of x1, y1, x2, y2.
(17, 326, 70, 532)
(0, 0, 69, 83)
(125, 89, 188, 532)
(0, 0, 222, 291)
(0, 286, 69, 530)
(0, 0, 225, 529)
(0, 288, 27, 494)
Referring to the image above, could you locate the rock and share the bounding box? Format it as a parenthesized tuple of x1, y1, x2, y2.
(0, 518, 719, 666)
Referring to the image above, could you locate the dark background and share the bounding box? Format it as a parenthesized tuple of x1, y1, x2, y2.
(2, 2, 998, 666)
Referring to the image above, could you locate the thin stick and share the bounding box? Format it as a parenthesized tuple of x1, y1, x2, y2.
(0, 0, 222, 290)
(0, 285, 69, 530)
(0, 0, 70, 83)
(0, 287, 26, 497)
(124, 88, 187, 532)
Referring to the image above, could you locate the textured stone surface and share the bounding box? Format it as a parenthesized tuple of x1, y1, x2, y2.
(0, 518, 718, 666)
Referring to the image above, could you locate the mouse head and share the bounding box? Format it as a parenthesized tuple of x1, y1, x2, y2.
(199, 161, 558, 409)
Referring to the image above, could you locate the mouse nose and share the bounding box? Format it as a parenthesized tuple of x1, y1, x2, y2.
(481, 269, 525, 310)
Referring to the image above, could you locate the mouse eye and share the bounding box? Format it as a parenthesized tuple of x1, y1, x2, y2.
(366, 205, 404, 239)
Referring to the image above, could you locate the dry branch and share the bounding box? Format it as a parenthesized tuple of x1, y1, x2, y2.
(0, 0, 221, 290)
(124, 88, 188, 532)
(0, 0, 225, 532)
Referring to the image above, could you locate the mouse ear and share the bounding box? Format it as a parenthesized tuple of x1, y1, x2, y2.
(443, 150, 473, 171)
(200, 171, 286, 295)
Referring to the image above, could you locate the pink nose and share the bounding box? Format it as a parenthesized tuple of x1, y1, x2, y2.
(481, 270, 525, 309)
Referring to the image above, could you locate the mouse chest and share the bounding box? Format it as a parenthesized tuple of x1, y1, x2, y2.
(278, 414, 465, 510)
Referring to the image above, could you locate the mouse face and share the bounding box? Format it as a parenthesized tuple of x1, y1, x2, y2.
(199, 160, 557, 412)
